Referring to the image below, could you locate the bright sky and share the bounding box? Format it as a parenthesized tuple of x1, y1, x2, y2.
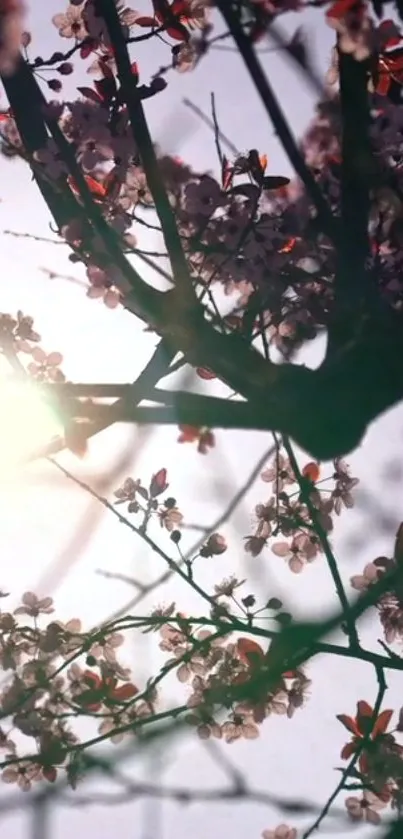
(0, 3, 402, 839)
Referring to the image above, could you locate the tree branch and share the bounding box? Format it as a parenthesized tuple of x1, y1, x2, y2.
(99, 0, 199, 314)
(216, 1, 337, 243)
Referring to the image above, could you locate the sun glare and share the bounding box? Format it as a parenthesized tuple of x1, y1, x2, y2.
(0, 380, 62, 473)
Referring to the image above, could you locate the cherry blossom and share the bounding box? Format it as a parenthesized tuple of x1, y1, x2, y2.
(89, 631, 124, 661)
(52, 3, 88, 40)
(345, 792, 386, 825)
(261, 454, 295, 492)
(183, 176, 223, 217)
(34, 139, 69, 180)
(86, 265, 122, 309)
(200, 532, 227, 557)
(262, 827, 297, 839)
(222, 709, 260, 743)
(14, 592, 54, 617)
(350, 561, 382, 591)
(271, 533, 317, 573)
(2, 760, 42, 791)
(27, 347, 65, 382)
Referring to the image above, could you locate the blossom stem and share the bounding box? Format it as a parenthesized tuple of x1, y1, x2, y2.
(282, 435, 360, 649)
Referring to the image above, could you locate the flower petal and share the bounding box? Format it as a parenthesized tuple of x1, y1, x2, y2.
(356, 700, 373, 720)
(336, 714, 360, 736)
(373, 708, 393, 737)
(47, 351, 63, 366)
(341, 741, 356, 760)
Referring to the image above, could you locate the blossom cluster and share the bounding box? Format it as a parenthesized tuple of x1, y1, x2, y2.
(0, 590, 153, 790)
(244, 452, 358, 572)
(350, 522, 403, 645)
(0, 419, 398, 839)
(0, 1, 400, 359)
(0, 3, 396, 357)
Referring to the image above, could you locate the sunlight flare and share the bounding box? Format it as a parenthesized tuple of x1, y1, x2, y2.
(0, 380, 61, 472)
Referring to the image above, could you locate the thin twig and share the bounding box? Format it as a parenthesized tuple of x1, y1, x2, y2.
(183, 97, 240, 158)
(283, 435, 360, 649)
(99, 0, 199, 314)
(216, 2, 337, 243)
(303, 666, 387, 838)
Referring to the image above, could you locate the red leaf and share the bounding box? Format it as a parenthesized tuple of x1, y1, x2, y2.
(83, 670, 101, 688)
(80, 39, 98, 59)
(113, 683, 139, 701)
(302, 461, 320, 483)
(135, 15, 158, 27)
(171, 0, 191, 15)
(279, 236, 297, 253)
(373, 708, 393, 736)
(263, 175, 290, 190)
(378, 20, 401, 49)
(165, 23, 188, 40)
(103, 167, 121, 203)
(178, 425, 199, 443)
(326, 0, 357, 19)
(357, 700, 373, 720)
(68, 174, 108, 205)
(94, 76, 116, 103)
(85, 175, 108, 198)
(236, 637, 265, 667)
(99, 55, 115, 79)
(196, 367, 216, 380)
(221, 156, 233, 191)
(376, 72, 391, 97)
(76, 86, 102, 104)
(341, 741, 356, 760)
(336, 713, 360, 735)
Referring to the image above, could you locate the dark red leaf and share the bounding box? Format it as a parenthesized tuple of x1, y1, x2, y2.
(80, 39, 98, 59)
(76, 86, 102, 104)
(336, 713, 360, 736)
(196, 367, 216, 380)
(221, 156, 233, 191)
(113, 683, 139, 701)
(263, 176, 291, 190)
(94, 76, 116, 103)
(135, 15, 158, 27)
(236, 637, 265, 667)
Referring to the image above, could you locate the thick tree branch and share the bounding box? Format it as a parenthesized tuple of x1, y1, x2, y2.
(326, 50, 376, 358)
(5, 38, 403, 462)
(99, 0, 199, 314)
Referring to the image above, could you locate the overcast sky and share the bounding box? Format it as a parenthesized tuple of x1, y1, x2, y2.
(0, 3, 402, 839)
